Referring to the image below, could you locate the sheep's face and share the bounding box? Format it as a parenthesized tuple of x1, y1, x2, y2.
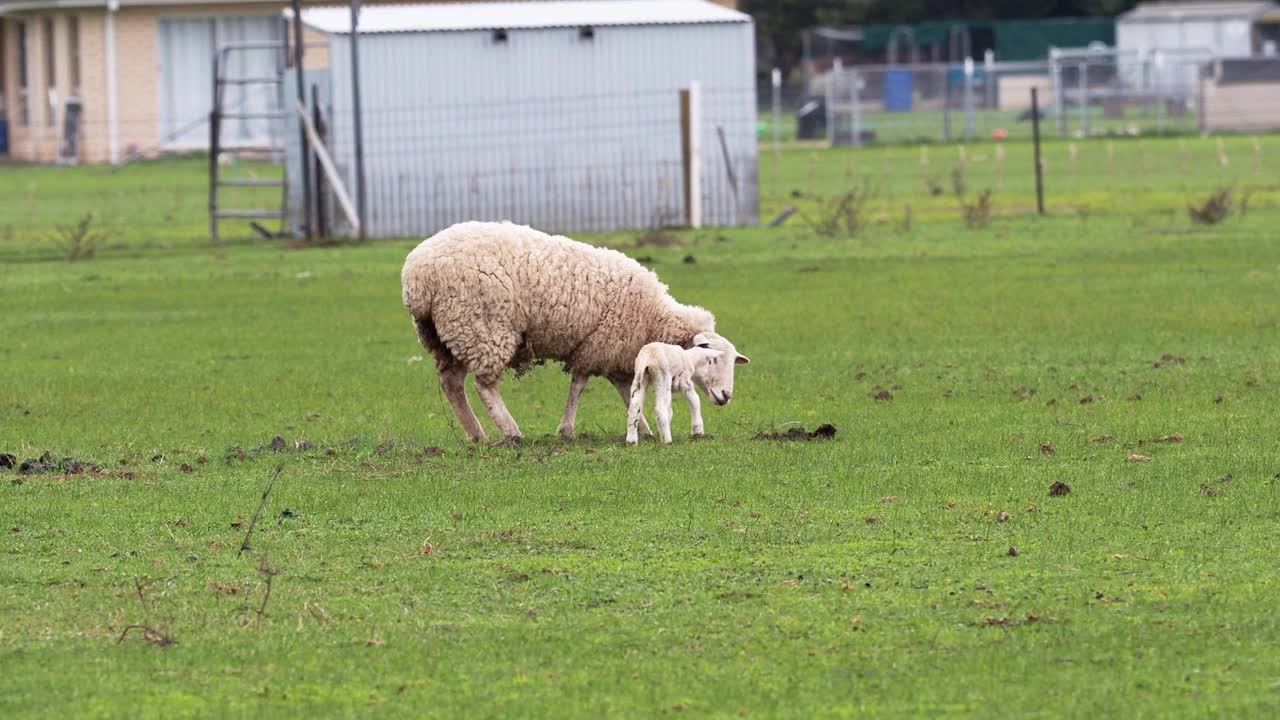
(690, 332, 750, 406)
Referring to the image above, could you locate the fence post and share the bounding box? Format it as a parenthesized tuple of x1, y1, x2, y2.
(349, 0, 367, 241)
(851, 68, 862, 146)
(942, 67, 952, 142)
(771, 67, 781, 197)
(1197, 59, 1211, 136)
(1032, 87, 1045, 215)
(826, 58, 841, 146)
(963, 57, 974, 141)
(1049, 48, 1065, 137)
(983, 49, 995, 109)
(679, 83, 703, 228)
(1077, 61, 1088, 137)
(1153, 52, 1165, 135)
(291, 0, 312, 240)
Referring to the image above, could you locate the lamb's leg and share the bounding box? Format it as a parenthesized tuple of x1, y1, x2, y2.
(684, 386, 705, 438)
(654, 382, 674, 445)
(438, 364, 487, 442)
(474, 375, 523, 442)
(612, 377, 652, 437)
(626, 376, 647, 445)
(556, 374, 589, 440)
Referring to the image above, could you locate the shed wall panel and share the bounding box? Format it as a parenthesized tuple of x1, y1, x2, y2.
(312, 21, 755, 237)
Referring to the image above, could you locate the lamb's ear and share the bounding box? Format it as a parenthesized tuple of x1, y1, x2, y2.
(734, 354, 751, 365)
(690, 333, 712, 349)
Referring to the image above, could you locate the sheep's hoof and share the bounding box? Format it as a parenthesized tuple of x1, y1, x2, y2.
(493, 436, 523, 448)
(556, 427, 575, 442)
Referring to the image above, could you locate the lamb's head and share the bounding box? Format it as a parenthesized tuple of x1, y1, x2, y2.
(688, 332, 750, 406)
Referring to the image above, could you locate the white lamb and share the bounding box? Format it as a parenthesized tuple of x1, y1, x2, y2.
(400, 221, 749, 442)
(626, 337, 725, 445)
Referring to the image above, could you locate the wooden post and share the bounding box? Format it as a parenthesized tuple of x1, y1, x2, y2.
(994, 144, 1004, 190)
(1031, 87, 1045, 215)
(679, 83, 702, 228)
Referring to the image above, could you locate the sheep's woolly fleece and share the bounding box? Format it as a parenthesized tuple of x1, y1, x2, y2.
(401, 221, 715, 384)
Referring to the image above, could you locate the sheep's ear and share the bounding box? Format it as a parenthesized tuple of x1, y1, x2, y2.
(734, 354, 751, 365)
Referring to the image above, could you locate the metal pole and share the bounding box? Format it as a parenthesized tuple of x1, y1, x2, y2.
(349, 0, 367, 241)
(963, 57, 974, 141)
(1031, 87, 1045, 216)
(826, 58, 840, 146)
(1153, 52, 1165, 135)
(209, 50, 221, 242)
(291, 0, 312, 240)
(1049, 48, 1065, 137)
(770, 67, 781, 197)
(1078, 61, 1088, 136)
(312, 83, 329, 238)
(942, 66, 952, 142)
(851, 69, 862, 146)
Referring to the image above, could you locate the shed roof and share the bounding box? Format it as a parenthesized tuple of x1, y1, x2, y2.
(1119, 1, 1279, 23)
(300, 1, 750, 35)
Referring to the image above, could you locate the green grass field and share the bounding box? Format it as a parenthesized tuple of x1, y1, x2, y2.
(3, 138, 1280, 717)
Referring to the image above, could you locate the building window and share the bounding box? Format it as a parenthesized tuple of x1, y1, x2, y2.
(68, 15, 80, 97)
(16, 21, 28, 127)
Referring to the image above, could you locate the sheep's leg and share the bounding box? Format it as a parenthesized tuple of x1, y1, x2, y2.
(625, 377, 647, 445)
(474, 375, 523, 442)
(654, 382, 674, 445)
(439, 365, 487, 442)
(556, 374, 589, 440)
(612, 377, 652, 437)
(684, 386, 705, 438)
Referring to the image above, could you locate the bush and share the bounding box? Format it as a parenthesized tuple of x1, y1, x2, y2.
(49, 213, 108, 261)
(801, 185, 872, 238)
(1188, 188, 1232, 225)
(962, 190, 993, 229)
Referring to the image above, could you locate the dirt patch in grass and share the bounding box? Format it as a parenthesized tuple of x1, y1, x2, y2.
(754, 424, 837, 441)
(7, 451, 101, 478)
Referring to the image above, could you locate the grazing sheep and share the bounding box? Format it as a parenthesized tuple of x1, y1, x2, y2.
(626, 337, 727, 445)
(400, 221, 749, 442)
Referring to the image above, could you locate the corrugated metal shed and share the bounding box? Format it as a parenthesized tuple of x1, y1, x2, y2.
(1120, 2, 1277, 22)
(291, 1, 757, 238)
(1118, 1, 1278, 57)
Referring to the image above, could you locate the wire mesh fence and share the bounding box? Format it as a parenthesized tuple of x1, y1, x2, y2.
(759, 55, 1280, 147)
(762, 133, 1279, 236)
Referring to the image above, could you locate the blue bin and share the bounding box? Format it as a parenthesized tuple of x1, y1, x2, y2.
(0, 119, 8, 154)
(884, 69, 913, 112)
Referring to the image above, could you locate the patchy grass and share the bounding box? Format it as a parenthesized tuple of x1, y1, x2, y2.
(3, 139, 1280, 717)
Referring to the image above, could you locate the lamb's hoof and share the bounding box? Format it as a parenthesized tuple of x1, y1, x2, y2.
(493, 436, 523, 448)
(691, 433, 713, 441)
(556, 428, 575, 442)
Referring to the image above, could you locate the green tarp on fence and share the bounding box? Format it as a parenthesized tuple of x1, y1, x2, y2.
(862, 17, 1114, 61)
